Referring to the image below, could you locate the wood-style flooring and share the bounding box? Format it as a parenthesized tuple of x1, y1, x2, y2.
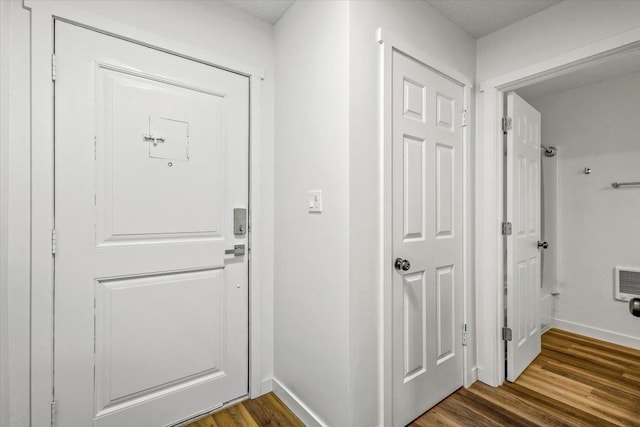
(186, 392, 304, 427)
(187, 328, 640, 426)
(414, 328, 640, 426)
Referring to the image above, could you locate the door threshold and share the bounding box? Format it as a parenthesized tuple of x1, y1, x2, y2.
(171, 394, 250, 427)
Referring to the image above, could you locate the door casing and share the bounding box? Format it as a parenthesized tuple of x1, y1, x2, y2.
(477, 27, 640, 388)
(378, 28, 474, 426)
(26, 1, 266, 425)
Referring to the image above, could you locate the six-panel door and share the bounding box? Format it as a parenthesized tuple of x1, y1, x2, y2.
(506, 92, 542, 382)
(392, 51, 465, 427)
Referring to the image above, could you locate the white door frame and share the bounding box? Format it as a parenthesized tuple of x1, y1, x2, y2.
(25, 1, 265, 425)
(476, 26, 640, 387)
(378, 28, 474, 426)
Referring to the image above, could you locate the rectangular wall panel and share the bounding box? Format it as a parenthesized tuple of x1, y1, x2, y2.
(95, 269, 225, 415)
(529, 160, 538, 235)
(97, 66, 225, 245)
(517, 156, 527, 235)
(436, 266, 455, 364)
(517, 261, 527, 346)
(436, 144, 454, 237)
(404, 136, 426, 241)
(403, 79, 426, 122)
(436, 94, 454, 131)
(403, 271, 427, 382)
(529, 257, 539, 336)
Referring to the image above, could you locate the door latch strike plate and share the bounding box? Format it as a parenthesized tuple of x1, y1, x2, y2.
(502, 117, 512, 134)
(462, 323, 468, 346)
(51, 228, 57, 256)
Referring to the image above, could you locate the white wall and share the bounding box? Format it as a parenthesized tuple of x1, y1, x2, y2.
(0, 1, 8, 422)
(528, 72, 640, 348)
(274, 1, 476, 425)
(0, 1, 275, 425)
(273, 2, 351, 426)
(348, 2, 475, 425)
(2, 2, 32, 425)
(477, 0, 640, 82)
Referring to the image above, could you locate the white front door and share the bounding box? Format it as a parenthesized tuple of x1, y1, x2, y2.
(392, 51, 464, 426)
(505, 92, 542, 382)
(54, 22, 249, 427)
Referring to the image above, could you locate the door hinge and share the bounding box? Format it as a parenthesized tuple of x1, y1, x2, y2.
(462, 323, 468, 346)
(51, 54, 57, 82)
(502, 327, 513, 342)
(51, 228, 57, 256)
(51, 400, 56, 427)
(462, 109, 468, 127)
(501, 221, 512, 236)
(502, 117, 512, 134)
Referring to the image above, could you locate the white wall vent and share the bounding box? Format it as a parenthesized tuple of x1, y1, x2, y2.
(615, 266, 640, 301)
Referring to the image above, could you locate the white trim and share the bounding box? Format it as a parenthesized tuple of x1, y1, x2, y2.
(0, 1, 11, 425)
(23, 0, 264, 79)
(377, 29, 472, 88)
(477, 25, 640, 388)
(377, 27, 475, 425)
(249, 74, 263, 399)
(260, 378, 273, 395)
(481, 26, 640, 92)
(271, 378, 327, 427)
(25, 1, 266, 424)
(552, 318, 640, 350)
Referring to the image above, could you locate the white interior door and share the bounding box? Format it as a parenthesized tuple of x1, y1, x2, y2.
(505, 92, 542, 382)
(54, 22, 249, 427)
(392, 51, 464, 427)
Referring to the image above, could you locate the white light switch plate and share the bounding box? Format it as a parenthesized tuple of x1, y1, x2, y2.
(308, 190, 322, 213)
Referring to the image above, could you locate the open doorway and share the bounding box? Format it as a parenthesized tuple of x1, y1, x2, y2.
(502, 46, 640, 381)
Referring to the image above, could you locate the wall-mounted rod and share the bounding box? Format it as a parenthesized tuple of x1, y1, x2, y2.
(612, 181, 640, 188)
(541, 145, 557, 157)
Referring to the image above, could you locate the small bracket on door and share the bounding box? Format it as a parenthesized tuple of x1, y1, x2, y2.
(502, 327, 513, 342)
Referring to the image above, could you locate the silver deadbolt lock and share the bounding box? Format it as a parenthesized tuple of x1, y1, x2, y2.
(234, 208, 247, 236)
(394, 258, 411, 271)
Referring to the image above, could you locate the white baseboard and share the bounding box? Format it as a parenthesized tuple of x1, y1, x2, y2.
(260, 378, 273, 395)
(476, 366, 501, 387)
(272, 378, 327, 427)
(464, 366, 478, 387)
(552, 318, 640, 350)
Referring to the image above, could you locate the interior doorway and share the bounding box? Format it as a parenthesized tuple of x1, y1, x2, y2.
(500, 45, 640, 382)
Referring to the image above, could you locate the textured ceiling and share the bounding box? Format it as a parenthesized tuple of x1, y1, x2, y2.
(426, 0, 563, 39)
(225, 0, 294, 24)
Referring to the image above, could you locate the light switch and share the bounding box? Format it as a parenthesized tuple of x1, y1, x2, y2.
(308, 190, 322, 213)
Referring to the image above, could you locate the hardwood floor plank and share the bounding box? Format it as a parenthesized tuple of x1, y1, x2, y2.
(465, 382, 577, 427)
(189, 328, 640, 427)
(416, 328, 640, 426)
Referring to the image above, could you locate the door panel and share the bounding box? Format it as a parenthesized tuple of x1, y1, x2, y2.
(97, 66, 226, 243)
(506, 92, 541, 382)
(392, 51, 464, 427)
(94, 269, 225, 415)
(54, 21, 249, 427)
